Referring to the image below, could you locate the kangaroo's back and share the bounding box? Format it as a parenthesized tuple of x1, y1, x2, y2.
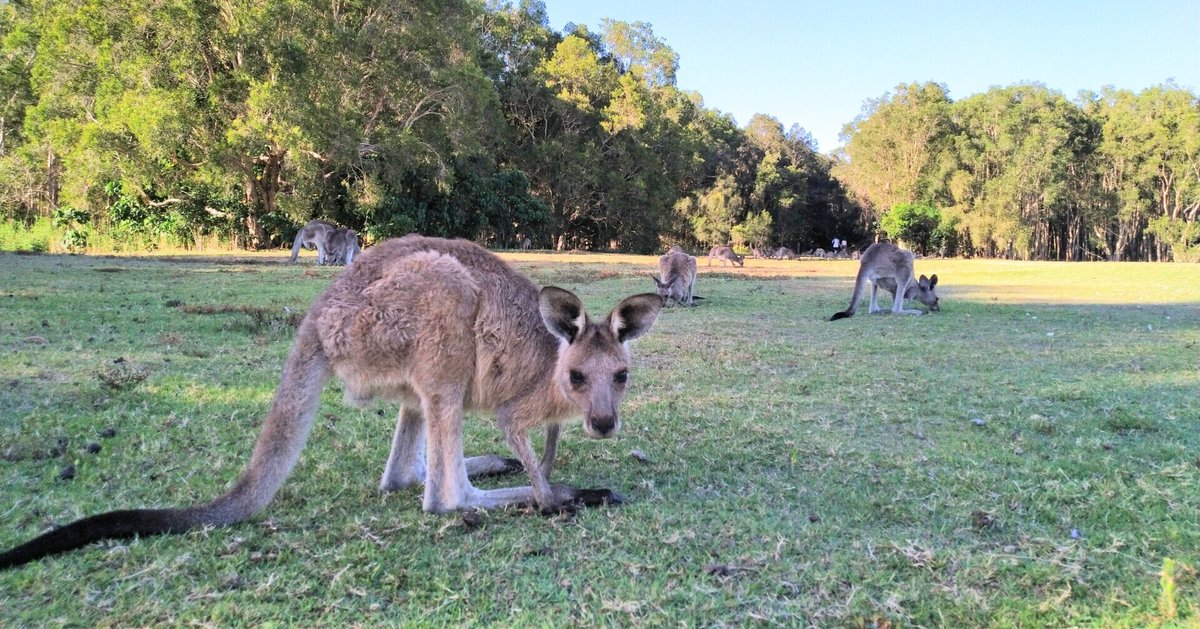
(313, 235, 559, 410)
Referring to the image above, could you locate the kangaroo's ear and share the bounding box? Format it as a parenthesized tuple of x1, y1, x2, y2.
(929, 274, 938, 288)
(540, 286, 587, 343)
(918, 274, 929, 288)
(608, 293, 663, 343)
(649, 274, 664, 288)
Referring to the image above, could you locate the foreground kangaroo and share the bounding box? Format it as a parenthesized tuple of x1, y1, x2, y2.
(0, 235, 663, 569)
(652, 248, 697, 307)
(830, 242, 939, 320)
(707, 245, 744, 267)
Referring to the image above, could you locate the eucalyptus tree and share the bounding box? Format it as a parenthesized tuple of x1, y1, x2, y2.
(836, 82, 953, 223)
(0, 0, 38, 214)
(1093, 84, 1200, 260)
(944, 84, 1094, 259)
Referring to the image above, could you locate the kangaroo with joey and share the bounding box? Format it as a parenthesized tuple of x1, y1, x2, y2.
(652, 248, 698, 307)
(830, 242, 939, 320)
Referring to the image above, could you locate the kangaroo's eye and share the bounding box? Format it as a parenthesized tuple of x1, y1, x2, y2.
(569, 370, 586, 386)
(613, 370, 629, 384)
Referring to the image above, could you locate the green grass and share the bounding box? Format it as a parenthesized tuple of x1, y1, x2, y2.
(1, 249, 1198, 626)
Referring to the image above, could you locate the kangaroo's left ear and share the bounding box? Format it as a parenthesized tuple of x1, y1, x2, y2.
(928, 274, 938, 288)
(608, 293, 664, 343)
(540, 286, 587, 343)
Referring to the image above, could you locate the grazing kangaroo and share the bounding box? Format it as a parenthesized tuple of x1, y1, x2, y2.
(874, 274, 939, 312)
(289, 219, 338, 265)
(325, 227, 360, 266)
(772, 246, 797, 260)
(830, 242, 939, 320)
(707, 245, 744, 267)
(0, 235, 663, 569)
(652, 249, 697, 307)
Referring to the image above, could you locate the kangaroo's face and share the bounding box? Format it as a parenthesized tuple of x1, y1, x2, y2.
(650, 275, 674, 302)
(915, 274, 940, 311)
(540, 288, 663, 439)
(555, 329, 632, 438)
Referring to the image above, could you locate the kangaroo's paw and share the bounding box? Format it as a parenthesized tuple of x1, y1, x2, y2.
(539, 485, 625, 515)
(572, 488, 625, 507)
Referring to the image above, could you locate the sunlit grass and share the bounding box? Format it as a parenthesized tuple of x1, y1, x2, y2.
(1, 248, 1197, 626)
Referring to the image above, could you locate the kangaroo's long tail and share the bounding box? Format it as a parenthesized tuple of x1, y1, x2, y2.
(289, 231, 306, 263)
(0, 320, 331, 570)
(830, 267, 869, 322)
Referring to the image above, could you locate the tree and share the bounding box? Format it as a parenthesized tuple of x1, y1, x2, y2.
(1094, 84, 1200, 260)
(732, 210, 772, 249)
(945, 84, 1096, 259)
(879, 203, 941, 255)
(689, 174, 741, 245)
(836, 82, 953, 222)
(600, 19, 677, 88)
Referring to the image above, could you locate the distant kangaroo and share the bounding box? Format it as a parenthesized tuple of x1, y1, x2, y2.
(830, 242, 939, 320)
(289, 219, 338, 265)
(707, 245, 744, 267)
(772, 246, 797, 260)
(1, 235, 663, 569)
(652, 248, 697, 307)
(325, 227, 360, 266)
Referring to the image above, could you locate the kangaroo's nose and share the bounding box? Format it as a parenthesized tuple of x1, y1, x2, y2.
(589, 415, 617, 437)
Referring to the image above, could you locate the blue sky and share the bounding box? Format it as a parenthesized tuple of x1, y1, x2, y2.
(538, 0, 1200, 153)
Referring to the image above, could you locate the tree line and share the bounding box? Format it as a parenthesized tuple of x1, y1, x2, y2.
(0, 0, 857, 254)
(2, 1, 1194, 260)
(837, 82, 1200, 261)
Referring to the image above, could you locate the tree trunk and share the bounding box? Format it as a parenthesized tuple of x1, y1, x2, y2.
(46, 146, 59, 212)
(240, 151, 286, 250)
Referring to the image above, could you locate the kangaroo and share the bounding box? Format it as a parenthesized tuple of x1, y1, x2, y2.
(651, 249, 697, 307)
(289, 219, 338, 265)
(325, 227, 360, 266)
(707, 245, 744, 267)
(772, 246, 797, 260)
(0, 235, 663, 569)
(830, 242, 939, 320)
(874, 274, 939, 312)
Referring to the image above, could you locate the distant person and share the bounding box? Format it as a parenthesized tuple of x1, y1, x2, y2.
(832, 237, 840, 255)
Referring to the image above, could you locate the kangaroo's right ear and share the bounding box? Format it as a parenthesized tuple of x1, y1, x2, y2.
(540, 286, 587, 343)
(929, 274, 938, 288)
(649, 273, 664, 288)
(608, 293, 663, 343)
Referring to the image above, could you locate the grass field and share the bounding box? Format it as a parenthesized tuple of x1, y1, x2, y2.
(1, 247, 1197, 626)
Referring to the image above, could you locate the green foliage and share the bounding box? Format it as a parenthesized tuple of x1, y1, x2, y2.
(837, 82, 953, 221)
(840, 80, 1200, 261)
(731, 210, 772, 248)
(0, 2, 862, 255)
(50, 206, 90, 251)
(880, 203, 942, 254)
(0, 216, 55, 252)
(1147, 216, 1200, 262)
